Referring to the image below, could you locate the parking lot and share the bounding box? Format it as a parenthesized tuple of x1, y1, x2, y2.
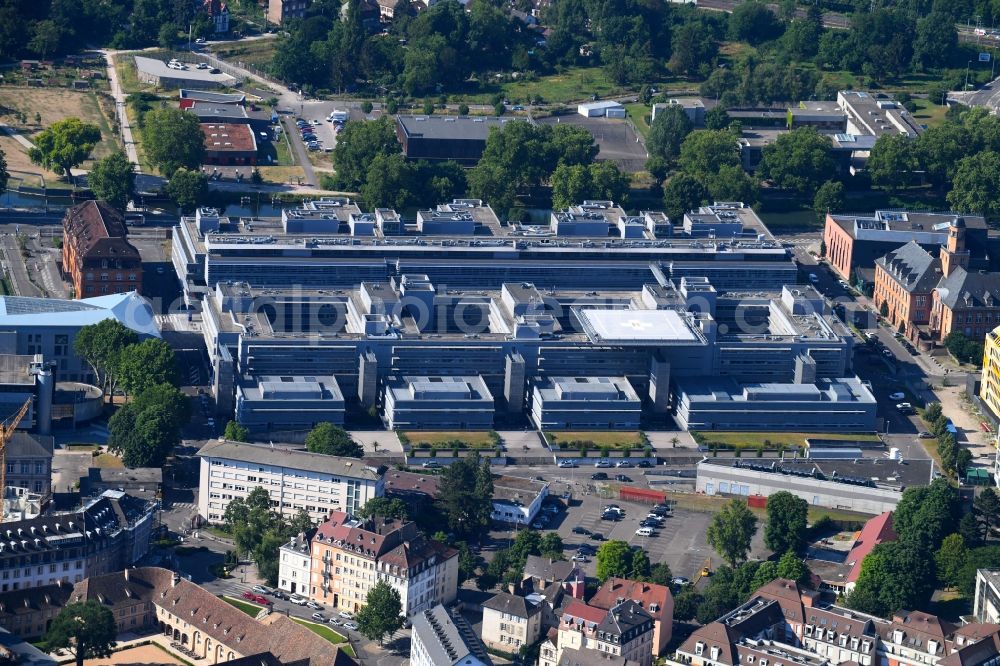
(537, 114, 648, 172)
(490, 490, 754, 580)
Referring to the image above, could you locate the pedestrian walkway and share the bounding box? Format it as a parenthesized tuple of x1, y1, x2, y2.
(0, 123, 34, 150)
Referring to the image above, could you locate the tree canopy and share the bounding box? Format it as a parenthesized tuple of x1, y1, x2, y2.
(764, 491, 808, 556)
(331, 116, 401, 190)
(357, 580, 404, 645)
(165, 167, 210, 213)
(29, 117, 101, 182)
(108, 383, 189, 467)
(88, 151, 135, 212)
(141, 107, 206, 176)
(707, 499, 758, 566)
(647, 105, 693, 166)
(74, 319, 139, 396)
(758, 128, 834, 196)
(116, 338, 180, 397)
(304, 423, 363, 457)
(438, 453, 494, 539)
(43, 601, 117, 666)
(847, 541, 935, 617)
(596, 540, 633, 581)
(223, 420, 250, 442)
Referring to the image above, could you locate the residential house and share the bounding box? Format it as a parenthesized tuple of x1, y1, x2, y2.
(4, 432, 53, 499)
(203, 0, 229, 32)
(590, 577, 674, 656)
(480, 592, 543, 653)
(522, 555, 585, 601)
(278, 529, 314, 596)
(555, 600, 654, 666)
(879, 610, 954, 666)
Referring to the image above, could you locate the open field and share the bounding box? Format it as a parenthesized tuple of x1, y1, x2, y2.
(81, 643, 189, 666)
(258, 165, 306, 185)
(210, 40, 278, 69)
(693, 431, 881, 449)
(909, 96, 950, 127)
(92, 453, 125, 468)
(0, 88, 118, 176)
(625, 102, 651, 138)
(547, 431, 647, 449)
(0, 138, 62, 181)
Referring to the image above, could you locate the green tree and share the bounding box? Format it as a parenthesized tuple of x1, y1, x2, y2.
(674, 588, 702, 621)
(649, 562, 673, 586)
(288, 508, 315, 535)
(88, 151, 135, 213)
(647, 105, 693, 166)
(357, 581, 405, 645)
(729, 1, 783, 45)
(74, 319, 139, 397)
(540, 532, 564, 560)
(158, 22, 178, 49)
(361, 101, 374, 114)
(776, 550, 808, 584)
(438, 453, 494, 539)
(867, 134, 918, 191)
(912, 12, 957, 70)
(764, 491, 809, 555)
(976, 487, 1000, 535)
(935, 533, 968, 588)
(332, 116, 400, 190)
(678, 128, 742, 180)
(630, 547, 651, 579)
(596, 540, 632, 582)
(669, 21, 717, 76)
(28, 20, 61, 59)
(165, 167, 209, 213)
(707, 499, 758, 566)
(223, 420, 250, 442)
(847, 541, 935, 617)
(922, 402, 943, 423)
(117, 338, 180, 397)
(759, 128, 834, 196)
(948, 151, 1000, 219)
(0, 149, 8, 203)
(662, 173, 707, 219)
(361, 153, 419, 209)
(108, 383, 189, 468)
(43, 601, 117, 666)
(29, 118, 101, 183)
(813, 180, 844, 219)
(704, 106, 730, 130)
(358, 497, 409, 521)
(916, 122, 971, 191)
(305, 422, 363, 457)
(892, 478, 959, 552)
(588, 161, 629, 206)
(960, 512, 983, 547)
(142, 107, 206, 176)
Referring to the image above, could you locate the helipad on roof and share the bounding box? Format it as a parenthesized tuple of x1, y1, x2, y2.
(575, 308, 700, 344)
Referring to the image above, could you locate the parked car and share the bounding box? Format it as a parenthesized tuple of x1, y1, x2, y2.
(889, 392, 905, 400)
(571, 554, 588, 562)
(616, 460, 633, 468)
(271, 591, 286, 600)
(590, 532, 605, 541)
(339, 611, 354, 619)
(254, 595, 271, 605)
(557, 460, 578, 468)
(614, 474, 631, 482)
(531, 521, 546, 529)
(671, 576, 690, 586)
(594, 460, 612, 468)
(305, 601, 322, 610)
(572, 526, 591, 535)
(343, 621, 359, 631)
(252, 585, 270, 595)
(591, 472, 608, 480)
(289, 595, 307, 605)
(328, 617, 342, 626)
(512, 104, 524, 111)
(808, 273, 819, 282)
(635, 527, 655, 536)
(311, 612, 325, 621)
(637, 460, 653, 468)
(601, 512, 619, 521)
(242, 591, 256, 601)
(422, 461, 441, 469)
(918, 431, 934, 439)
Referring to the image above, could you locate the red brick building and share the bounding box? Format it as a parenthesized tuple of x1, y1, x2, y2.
(201, 122, 257, 166)
(62, 200, 142, 298)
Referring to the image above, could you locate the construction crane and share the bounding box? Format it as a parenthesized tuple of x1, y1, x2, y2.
(0, 399, 32, 518)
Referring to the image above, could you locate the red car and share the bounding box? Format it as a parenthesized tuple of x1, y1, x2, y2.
(254, 595, 271, 605)
(242, 591, 255, 601)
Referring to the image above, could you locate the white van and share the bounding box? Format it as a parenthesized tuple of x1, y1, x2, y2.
(635, 527, 654, 537)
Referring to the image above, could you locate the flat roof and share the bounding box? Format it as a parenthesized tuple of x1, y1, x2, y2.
(201, 122, 257, 152)
(197, 439, 382, 480)
(701, 457, 932, 490)
(134, 56, 236, 85)
(575, 308, 700, 344)
(396, 115, 517, 141)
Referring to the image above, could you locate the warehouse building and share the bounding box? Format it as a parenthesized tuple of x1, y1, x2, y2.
(695, 457, 933, 514)
(395, 115, 517, 165)
(577, 100, 625, 118)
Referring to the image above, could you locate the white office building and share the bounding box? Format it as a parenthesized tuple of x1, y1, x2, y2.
(196, 439, 385, 523)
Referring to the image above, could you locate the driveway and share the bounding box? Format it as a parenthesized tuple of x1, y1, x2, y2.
(281, 117, 317, 186)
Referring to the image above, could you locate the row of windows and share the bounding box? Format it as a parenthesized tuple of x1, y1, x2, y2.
(84, 272, 138, 281)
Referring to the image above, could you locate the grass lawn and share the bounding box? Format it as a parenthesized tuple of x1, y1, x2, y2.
(668, 490, 871, 523)
(292, 618, 353, 655)
(758, 209, 823, 230)
(403, 431, 498, 449)
(909, 96, 950, 127)
(625, 102, 651, 139)
(210, 40, 278, 69)
(498, 67, 643, 105)
(66, 444, 99, 451)
(204, 525, 231, 539)
(694, 431, 881, 449)
(115, 55, 153, 95)
(92, 453, 124, 468)
(258, 165, 306, 185)
(221, 596, 263, 617)
(547, 431, 646, 449)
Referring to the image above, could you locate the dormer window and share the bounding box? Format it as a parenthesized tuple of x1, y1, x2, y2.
(694, 642, 705, 656)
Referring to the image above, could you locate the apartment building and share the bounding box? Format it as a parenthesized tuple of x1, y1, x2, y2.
(278, 528, 314, 595)
(480, 592, 543, 653)
(196, 439, 385, 523)
(590, 577, 674, 656)
(974, 568, 1000, 624)
(873, 242, 941, 338)
(61, 200, 142, 298)
(0, 490, 154, 594)
(547, 600, 655, 666)
(980, 328, 1000, 420)
(3, 432, 53, 499)
(306, 511, 458, 616)
(265, 0, 309, 24)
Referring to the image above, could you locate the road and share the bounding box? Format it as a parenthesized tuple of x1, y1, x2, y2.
(103, 50, 142, 173)
(0, 232, 41, 296)
(280, 116, 317, 187)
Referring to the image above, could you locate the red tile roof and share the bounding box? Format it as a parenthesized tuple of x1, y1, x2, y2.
(63, 200, 139, 262)
(589, 577, 672, 624)
(847, 512, 896, 583)
(562, 601, 607, 626)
